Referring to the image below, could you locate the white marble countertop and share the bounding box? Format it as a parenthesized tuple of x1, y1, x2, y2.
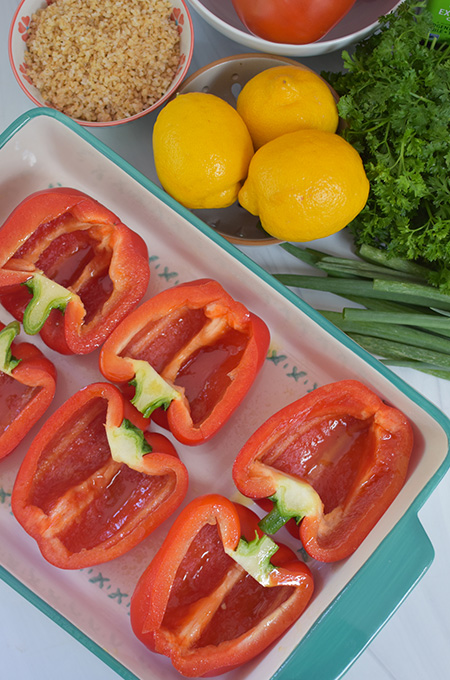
(1, 2, 450, 680)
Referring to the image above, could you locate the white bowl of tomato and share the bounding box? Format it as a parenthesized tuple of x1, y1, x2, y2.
(185, 0, 403, 56)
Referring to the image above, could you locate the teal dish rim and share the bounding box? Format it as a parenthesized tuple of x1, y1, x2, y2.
(1, 107, 449, 680)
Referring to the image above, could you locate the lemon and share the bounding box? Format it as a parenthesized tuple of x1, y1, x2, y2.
(236, 65, 339, 149)
(238, 129, 369, 242)
(152, 92, 254, 210)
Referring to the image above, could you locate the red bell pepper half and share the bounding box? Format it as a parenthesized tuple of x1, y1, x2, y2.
(232, 379, 414, 562)
(0, 187, 150, 354)
(130, 494, 314, 677)
(0, 320, 56, 460)
(99, 279, 270, 445)
(11, 382, 188, 569)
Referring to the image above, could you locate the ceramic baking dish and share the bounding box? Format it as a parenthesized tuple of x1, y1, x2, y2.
(0, 108, 449, 680)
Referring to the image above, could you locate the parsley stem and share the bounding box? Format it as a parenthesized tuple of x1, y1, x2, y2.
(409, 92, 434, 105)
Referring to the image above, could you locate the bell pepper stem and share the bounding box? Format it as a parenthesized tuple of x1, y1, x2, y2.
(130, 359, 181, 418)
(0, 321, 21, 375)
(225, 531, 279, 587)
(258, 501, 294, 534)
(23, 272, 76, 335)
(257, 472, 323, 535)
(106, 418, 152, 469)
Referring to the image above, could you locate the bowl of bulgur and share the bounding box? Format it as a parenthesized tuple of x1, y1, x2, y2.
(9, 0, 194, 126)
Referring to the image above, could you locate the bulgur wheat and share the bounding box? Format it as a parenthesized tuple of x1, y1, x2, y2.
(24, 0, 181, 122)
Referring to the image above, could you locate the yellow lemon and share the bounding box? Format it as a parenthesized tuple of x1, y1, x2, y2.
(238, 129, 369, 242)
(236, 65, 339, 149)
(152, 92, 254, 210)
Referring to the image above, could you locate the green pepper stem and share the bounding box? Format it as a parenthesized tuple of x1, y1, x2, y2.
(225, 531, 279, 586)
(0, 321, 21, 375)
(23, 272, 75, 335)
(258, 504, 292, 535)
(130, 359, 180, 417)
(106, 418, 152, 469)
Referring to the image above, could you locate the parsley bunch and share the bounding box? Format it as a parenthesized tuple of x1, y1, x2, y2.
(325, 2, 450, 291)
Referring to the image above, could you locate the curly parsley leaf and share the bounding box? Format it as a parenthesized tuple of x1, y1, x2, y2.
(324, 2, 450, 291)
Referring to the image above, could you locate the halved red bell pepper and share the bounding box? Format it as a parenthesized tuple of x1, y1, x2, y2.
(0, 187, 150, 355)
(99, 279, 270, 445)
(130, 493, 314, 677)
(232, 379, 413, 562)
(11, 382, 188, 569)
(0, 320, 56, 460)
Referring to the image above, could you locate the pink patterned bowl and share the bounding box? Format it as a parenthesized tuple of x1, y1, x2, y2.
(9, 0, 194, 127)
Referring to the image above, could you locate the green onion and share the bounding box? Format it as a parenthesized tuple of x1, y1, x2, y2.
(273, 274, 450, 310)
(344, 296, 427, 315)
(346, 333, 450, 370)
(273, 243, 450, 382)
(280, 242, 327, 265)
(373, 279, 450, 311)
(342, 308, 450, 337)
(357, 244, 430, 280)
(316, 257, 424, 283)
(321, 311, 450, 355)
(381, 361, 450, 380)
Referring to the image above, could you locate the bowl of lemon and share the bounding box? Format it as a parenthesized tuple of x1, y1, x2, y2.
(152, 54, 369, 245)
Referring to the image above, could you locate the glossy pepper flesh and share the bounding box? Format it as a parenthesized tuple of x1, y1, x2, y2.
(0, 187, 150, 354)
(11, 382, 188, 569)
(130, 494, 314, 677)
(232, 379, 413, 562)
(0, 320, 56, 460)
(99, 278, 270, 445)
(231, 0, 357, 45)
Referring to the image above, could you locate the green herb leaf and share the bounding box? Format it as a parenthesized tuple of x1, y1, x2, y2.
(323, 2, 450, 291)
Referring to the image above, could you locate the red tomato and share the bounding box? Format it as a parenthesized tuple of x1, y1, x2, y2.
(231, 0, 357, 44)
